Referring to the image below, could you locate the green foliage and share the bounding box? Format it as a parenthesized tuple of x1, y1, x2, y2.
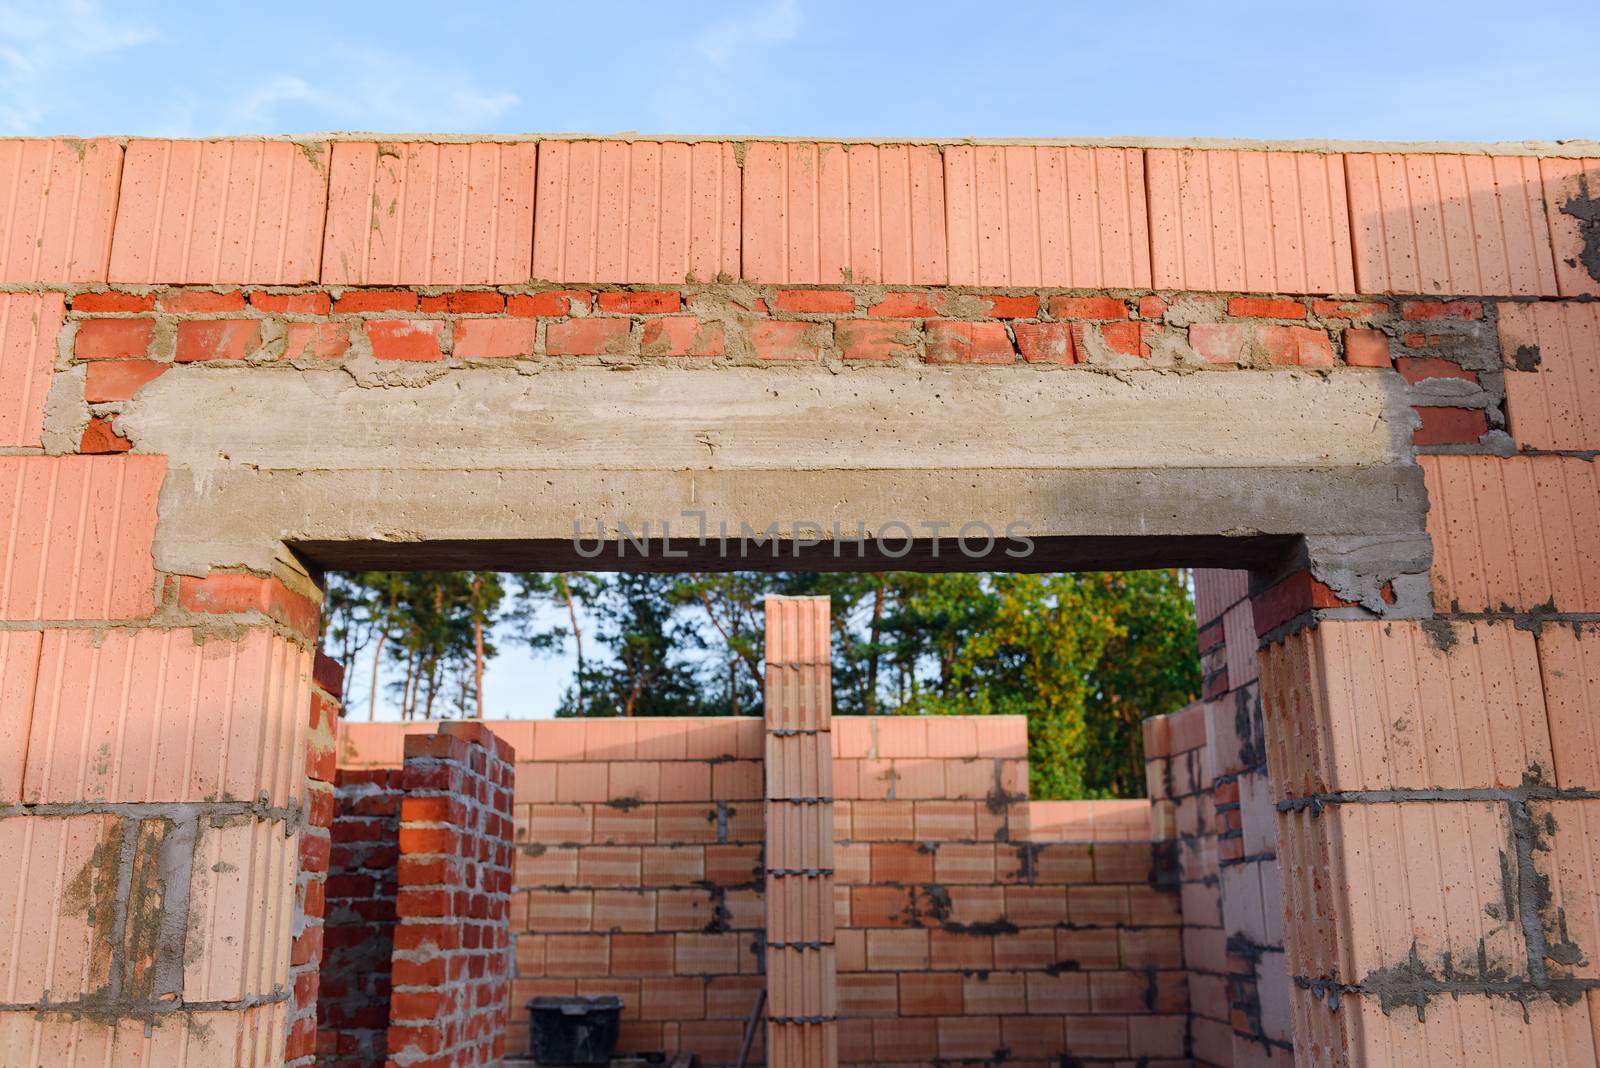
(323, 568, 1199, 797)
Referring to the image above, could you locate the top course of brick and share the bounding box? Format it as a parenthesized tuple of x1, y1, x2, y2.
(0, 136, 1596, 295)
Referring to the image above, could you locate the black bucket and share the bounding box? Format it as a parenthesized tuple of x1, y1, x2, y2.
(527, 995, 623, 1065)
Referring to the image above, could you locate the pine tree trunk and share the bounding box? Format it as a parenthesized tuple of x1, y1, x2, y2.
(472, 574, 486, 719)
(866, 585, 885, 716)
(560, 575, 585, 717)
(367, 631, 386, 721)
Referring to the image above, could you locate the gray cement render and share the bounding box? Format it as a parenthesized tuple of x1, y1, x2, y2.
(112, 363, 1434, 615)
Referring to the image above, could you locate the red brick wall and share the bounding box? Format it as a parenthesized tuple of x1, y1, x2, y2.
(287, 652, 344, 1067)
(66, 283, 1490, 395)
(385, 722, 516, 1068)
(317, 767, 404, 1066)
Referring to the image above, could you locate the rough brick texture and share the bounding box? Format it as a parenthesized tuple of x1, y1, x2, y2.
(385, 723, 516, 1068)
(340, 716, 768, 1064)
(316, 766, 404, 1066)
(11, 133, 1600, 1068)
(341, 712, 1184, 1068)
(1147, 569, 1292, 1067)
(286, 653, 344, 1067)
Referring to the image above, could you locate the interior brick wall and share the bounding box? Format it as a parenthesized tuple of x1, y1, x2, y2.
(340, 716, 1186, 1068)
(831, 711, 1182, 1066)
(317, 766, 404, 1066)
(342, 716, 768, 1064)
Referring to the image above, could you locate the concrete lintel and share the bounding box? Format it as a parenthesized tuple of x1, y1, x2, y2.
(116, 364, 1430, 612)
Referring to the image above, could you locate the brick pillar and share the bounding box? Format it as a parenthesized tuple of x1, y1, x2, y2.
(0, 454, 322, 1060)
(385, 722, 516, 1068)
(763, 596, 839, 1068)
(286, 651, 345, 1066)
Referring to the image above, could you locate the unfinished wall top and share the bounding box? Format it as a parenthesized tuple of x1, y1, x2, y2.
(0, 135, 1593, 296)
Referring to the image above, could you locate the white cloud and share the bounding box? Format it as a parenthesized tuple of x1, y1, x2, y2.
(646, 0, 804, 132)
(695, 0, 801, 65)
(220, 49, 520, 134)
(0, 0, 154, 133)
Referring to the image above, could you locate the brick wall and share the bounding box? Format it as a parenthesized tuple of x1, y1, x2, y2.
(288, 652, 345, 1067)
(7, 135, 1600, 1065)
(385, 722, 516, 1068)
(832, 721, 1184, 1068)
(1253, 292, 1600, 1061)
(341, 716, 768, 1064)
(340, 716, 1183, 1068)
(317, 767, 404, 1066)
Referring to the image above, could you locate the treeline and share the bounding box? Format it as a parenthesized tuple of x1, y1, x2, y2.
(321, 570, 1199, 798)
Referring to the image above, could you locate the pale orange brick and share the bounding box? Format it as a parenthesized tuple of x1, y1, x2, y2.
(925, 320, 1012, 364)
(642, 846, 705, 886)
(712, 760, 761, 800)
(640, 316, 724, 357)
(849, 800, 915, 841)
(900, 972, 962, 1016)
(547, 317, 634, 356)
(933, 843, 996, 883)
(640, 976, 705, 1020)
(282, 321, 351, 360)
(938, 1014, 1002, 1059)
(931, 929, 993, 970)
(865, 929, 929, 971)
(529, 804, 591, 844)
(557, 763, 610, 803)
(527, 889, 593, 932)
(578, 846, 642, 886)
(1004, 885, 1068, 925)
(674, 932, 740, 975)
(657, 889, 715, 931)
(1069, 885, 1130, 926)
(546, 934, 609, 976)
(453, 317, 536, 358)
(1024, 972, 1088, 1016)
(914, 801, 977, 839)
(869, 842, 934, 884)
(517, 844, 579, 886)
(592, 889, 656, 932)
(593, 804, 654, 844)
(836, 319, 916, 361)
(839, 972, 899, 1016)
(963, 971, 1025, 1015)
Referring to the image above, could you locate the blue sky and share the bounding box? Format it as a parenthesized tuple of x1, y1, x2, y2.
(3, 1, 1598, 143)
(7, 0, 1594, 717)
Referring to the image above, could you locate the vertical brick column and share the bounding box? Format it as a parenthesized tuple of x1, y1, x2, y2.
(385, 722, 516, 1068)
(286, 651, 345, 1066)
(763, 596, 839, 1068)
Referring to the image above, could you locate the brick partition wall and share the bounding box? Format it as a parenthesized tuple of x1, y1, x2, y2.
(1145, 702, 1231, 1064)
(318, 766, 404, 1065)
(385, 722, 516, 1068)
(339, 714, 1186, 1068)
(764, 597, 838, 1068)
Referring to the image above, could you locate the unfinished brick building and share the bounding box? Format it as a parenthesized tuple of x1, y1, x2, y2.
(0, 133, 1597, 1067)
